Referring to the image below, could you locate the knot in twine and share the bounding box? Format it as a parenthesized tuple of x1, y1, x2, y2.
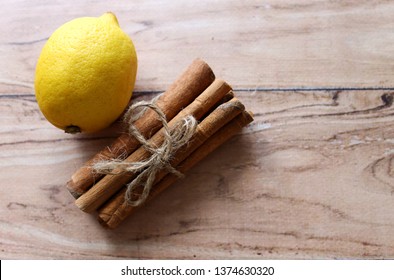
(93, 97, 198, 207)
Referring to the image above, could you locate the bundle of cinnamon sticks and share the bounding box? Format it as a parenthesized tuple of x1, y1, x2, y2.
(67, 59, 253, 229)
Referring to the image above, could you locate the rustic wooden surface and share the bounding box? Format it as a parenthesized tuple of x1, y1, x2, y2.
(1, 0, 394, 259)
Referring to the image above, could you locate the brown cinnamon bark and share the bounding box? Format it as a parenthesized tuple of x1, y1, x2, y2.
(67, 59, 215, 198)
(75, 79, 233, 212)
(94, 98, 246, 226)
(98, 110, 254, 229)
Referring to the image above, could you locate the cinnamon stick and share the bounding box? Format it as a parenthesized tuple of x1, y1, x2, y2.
(67, 58, 215, 198)
(75, 79, 233, 212)
(77, 97, 243, 213)
(98, 110, 254, 229)
(94, 98, 245, 225)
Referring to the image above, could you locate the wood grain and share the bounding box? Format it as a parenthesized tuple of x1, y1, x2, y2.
(3, 0, 394, 92)
(1, 89, 394, 259)
(2, 0, 394, 259)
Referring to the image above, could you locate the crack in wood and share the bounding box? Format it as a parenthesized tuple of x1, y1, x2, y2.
(5, 37, 49, 46)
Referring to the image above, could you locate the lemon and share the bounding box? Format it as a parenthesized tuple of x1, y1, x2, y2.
(35, 12, 137, 133)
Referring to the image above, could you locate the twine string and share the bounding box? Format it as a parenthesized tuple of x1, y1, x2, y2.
(92, 97, 198, 207)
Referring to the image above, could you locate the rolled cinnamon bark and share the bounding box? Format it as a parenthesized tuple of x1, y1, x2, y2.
(67, 58, 215, 198)
(98, 110, 254, 229)
(95, 98, 245, 225)
(75, 79, 233, 212)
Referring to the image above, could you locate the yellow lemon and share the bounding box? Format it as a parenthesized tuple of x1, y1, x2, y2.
(35, 12, 137, 133)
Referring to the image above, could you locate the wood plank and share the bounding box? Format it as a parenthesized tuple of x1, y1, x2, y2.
(1, 89, 394, 259)
(2, 0, 394, 92)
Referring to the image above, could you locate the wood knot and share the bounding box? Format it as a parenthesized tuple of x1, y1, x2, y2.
(381, 93, 394, 107)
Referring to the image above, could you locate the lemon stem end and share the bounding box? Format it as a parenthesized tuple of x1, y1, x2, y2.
(65, 125, 81, 134)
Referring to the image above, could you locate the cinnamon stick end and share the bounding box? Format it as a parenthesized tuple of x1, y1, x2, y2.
(192, 58, 215, 81)
(97, 216, 112, 229)
(244, 110, 254, 122)
(75, 197, 95, 213)
(66, 165, 98, 198)
(97, 216, 118, 230)
(66, 180, 82, 199)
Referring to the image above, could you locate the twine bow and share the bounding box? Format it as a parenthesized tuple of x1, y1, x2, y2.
(93, 98, 197, 207)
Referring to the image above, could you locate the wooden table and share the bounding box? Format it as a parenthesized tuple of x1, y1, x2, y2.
(1, 0, 394, 259)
